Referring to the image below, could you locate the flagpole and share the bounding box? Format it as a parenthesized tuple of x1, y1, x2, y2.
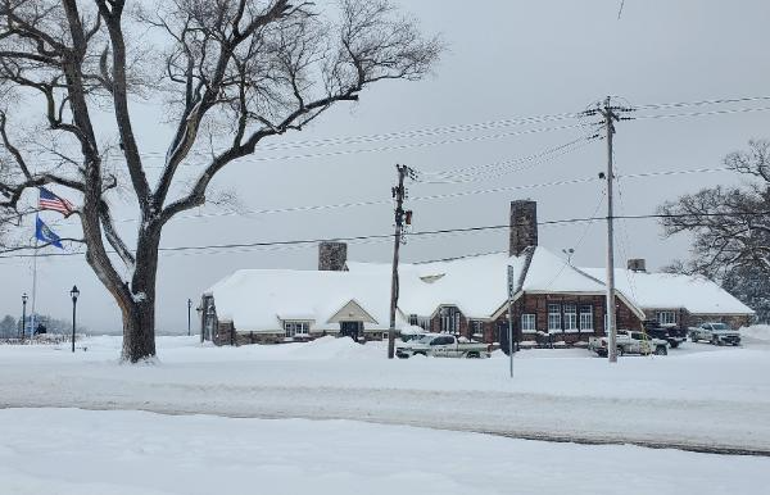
(29, 215, 39, 342)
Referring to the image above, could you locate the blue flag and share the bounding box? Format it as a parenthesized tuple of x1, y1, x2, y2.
(35, 216, 64, 249)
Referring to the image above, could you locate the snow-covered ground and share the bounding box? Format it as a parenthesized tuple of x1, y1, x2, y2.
(742, 324, 770, 344)
(2, 333, 770, 454)
(1, 408, 768, 495)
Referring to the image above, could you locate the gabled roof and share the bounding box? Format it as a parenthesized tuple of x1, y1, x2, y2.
(348, 247, 611, 318)
(207, 269, 403, 332)
(581, 268, 755, 316)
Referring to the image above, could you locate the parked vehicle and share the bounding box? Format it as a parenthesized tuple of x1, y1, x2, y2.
(642, 320, 688, 349)
(588, 330, 669, 357)
(689, 322, 741, 346)
(396, 333, 490, 359)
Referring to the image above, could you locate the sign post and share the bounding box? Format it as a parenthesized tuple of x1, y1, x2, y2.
(506, 265, 515, 378)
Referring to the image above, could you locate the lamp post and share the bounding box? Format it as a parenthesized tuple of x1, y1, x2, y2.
(187, 298, 192, 337)
(196, 304, 203, 343)
(70, 285, 80, 353)
(21, 293, 28, 342)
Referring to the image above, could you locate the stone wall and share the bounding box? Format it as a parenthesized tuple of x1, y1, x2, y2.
(318, 242, 348, 271)
(509, 200, 538, 257)
(489, 293, 642, 345)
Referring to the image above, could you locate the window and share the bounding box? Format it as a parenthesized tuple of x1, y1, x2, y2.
(439, 306, 461, 334)
(657, 311, 676, 326)
(521, 314, 536, 333)
(564, 304, 578, 331)
(470, 320, 485, 337)
(284, 321, 310, 337)
(547, 304, 562, 332)
(579, 305, 594, 332)
(431, 335, 455, 346)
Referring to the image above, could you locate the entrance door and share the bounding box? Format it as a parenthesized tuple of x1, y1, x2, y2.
(340, 321, 362, 340)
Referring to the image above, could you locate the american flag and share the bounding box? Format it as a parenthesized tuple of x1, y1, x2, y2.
(38, 187, 74, 217)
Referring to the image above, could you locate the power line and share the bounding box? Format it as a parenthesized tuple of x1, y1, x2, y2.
(4, 101, 769, 178)
(635, 95, 770, 111)
(417, 135, 597, 184)
(1, 164, 739, 227)
(544, 190, 607, 290)
(99, 94, 770, 159)
(633, 106, 770, 122)
(2, 210, 767, 261)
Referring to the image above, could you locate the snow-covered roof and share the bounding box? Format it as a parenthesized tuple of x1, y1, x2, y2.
(207, 246, 750, 330)
(349, 247, 609, 318)
(581, 268, 755, 316)
(207, 269, 404, 332)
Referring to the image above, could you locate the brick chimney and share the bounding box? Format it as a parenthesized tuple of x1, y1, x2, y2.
(509, 200, 538, 257)
(627, 258, 647, 272)
(318, 242, 347, 271)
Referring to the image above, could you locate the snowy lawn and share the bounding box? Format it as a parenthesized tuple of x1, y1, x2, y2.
(2, 334, 770, 452)
(1, 408, 768, 495)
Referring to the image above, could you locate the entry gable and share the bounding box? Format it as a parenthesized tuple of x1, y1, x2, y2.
(327, 299, 379, 324)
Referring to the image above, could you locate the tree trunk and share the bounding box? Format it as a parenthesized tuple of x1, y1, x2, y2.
(121, 296, 157, 363)
(120, 228, 161, 363)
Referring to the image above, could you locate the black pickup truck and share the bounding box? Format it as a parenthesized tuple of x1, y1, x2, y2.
(642, 320, 688, 348)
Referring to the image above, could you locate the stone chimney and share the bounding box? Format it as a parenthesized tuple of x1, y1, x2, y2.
(509, 200, 538, 257)
(318, 242, 348, 271)
(627, 258, 647, 273)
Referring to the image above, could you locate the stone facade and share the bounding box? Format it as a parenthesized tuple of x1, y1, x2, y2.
(414, 293, 642, 347)
(318, 242, 348, 271)
(509, 200, 538, 257)
(627, 258, 647, 272)
(488, 293, 642, 346)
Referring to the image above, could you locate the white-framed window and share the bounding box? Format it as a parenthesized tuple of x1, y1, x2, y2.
(547, 304, 561, 332)
(564, 304, 578, 331)
(470, 320, 485, 337)
(439, 306, 461, 334)
(284, 321, 310, 337)
(657, 311, 676, 326)
(521, 314, 537, 333)
(579, 305, 594, 331)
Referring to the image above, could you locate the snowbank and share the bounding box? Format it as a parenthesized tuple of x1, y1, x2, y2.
(1, 409, 767, 495)
(741, 325, 770, 343)
(3, 336, 770, 453)
(283, 336, 384, 360)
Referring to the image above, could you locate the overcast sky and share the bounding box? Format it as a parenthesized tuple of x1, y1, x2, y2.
(2, 0, 770, 335)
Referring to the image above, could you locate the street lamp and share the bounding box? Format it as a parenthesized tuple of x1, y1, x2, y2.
(21, 293, 28, 342)
(70, 285, 80, 353)
(187, 298, 192, 337)
(196, 304, 203, 343)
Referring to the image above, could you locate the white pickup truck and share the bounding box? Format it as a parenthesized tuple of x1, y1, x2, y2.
(689, 322, 741, 346)
(588, 330, 669, 357)
(396, 333, 490, 359)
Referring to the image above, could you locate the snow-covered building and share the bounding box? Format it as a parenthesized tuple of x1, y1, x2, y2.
(201, 200, 754, 346)
(202, 268, 403, 345)
(582, 262, 755, 329)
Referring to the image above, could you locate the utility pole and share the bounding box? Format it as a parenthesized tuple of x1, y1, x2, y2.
(590, 96, 634, 363)
(506, 265, 515, 378)
(388, 164, 416, 359)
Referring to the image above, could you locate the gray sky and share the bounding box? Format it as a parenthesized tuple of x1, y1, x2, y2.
(2, 0, 770, 335)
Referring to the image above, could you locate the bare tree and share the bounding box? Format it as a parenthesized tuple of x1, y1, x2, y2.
(659, 139, 770, 278)
(0, 0, 441, 362)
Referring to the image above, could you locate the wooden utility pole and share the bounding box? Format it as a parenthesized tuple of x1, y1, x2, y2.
(603, 96, 619, 363)
(388, 164, 415, 359)
(506, 265, 515, 378)
(594, 96, 634, 363)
